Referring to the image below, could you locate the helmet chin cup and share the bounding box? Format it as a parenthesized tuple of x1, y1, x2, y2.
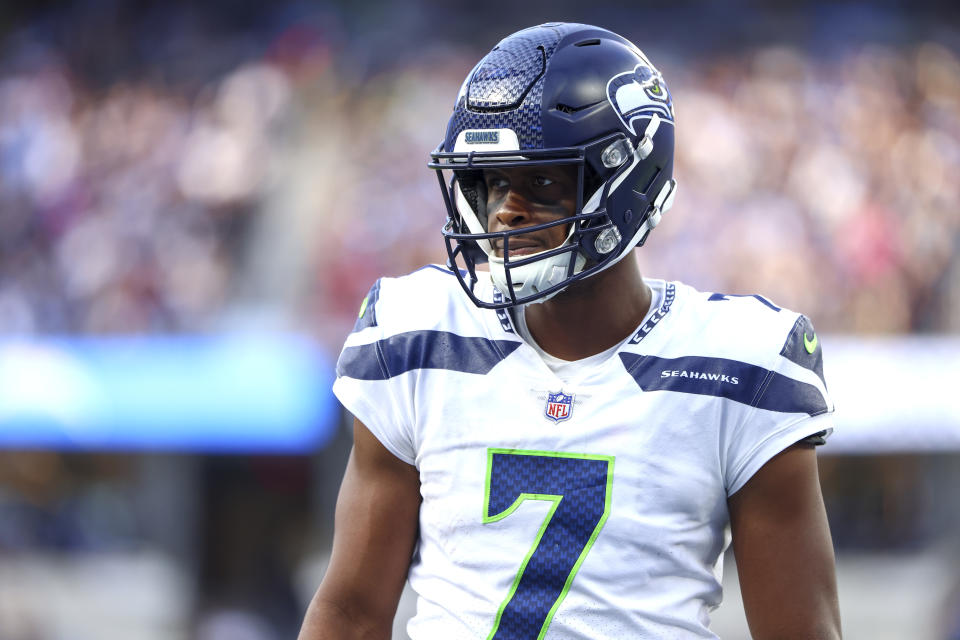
(489, 248, 587, 305)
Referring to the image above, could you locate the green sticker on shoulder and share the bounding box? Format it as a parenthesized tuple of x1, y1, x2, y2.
(352, 280, 381, 332)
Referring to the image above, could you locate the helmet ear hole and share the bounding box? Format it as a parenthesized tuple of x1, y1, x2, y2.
(635, 163, 662, 195)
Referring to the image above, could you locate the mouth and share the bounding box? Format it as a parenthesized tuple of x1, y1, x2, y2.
(492, 240, 541, 258)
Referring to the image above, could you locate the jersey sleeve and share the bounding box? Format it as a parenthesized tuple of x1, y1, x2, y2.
(332, 278, 418, 466)
(723, 313, 835, 495)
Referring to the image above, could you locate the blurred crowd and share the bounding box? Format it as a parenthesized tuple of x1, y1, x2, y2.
(0, 4, 956, 348)
(0, 31, 296, 335)
(658, 43, 960, 334)
(308, 39, 960, 344)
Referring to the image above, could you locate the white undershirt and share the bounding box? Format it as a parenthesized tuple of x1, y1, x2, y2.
(513, 280, 665, 377)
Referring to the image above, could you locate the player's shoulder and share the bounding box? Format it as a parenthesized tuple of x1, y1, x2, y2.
(668, 280, 819, 366)
(350, 264, 478, 338)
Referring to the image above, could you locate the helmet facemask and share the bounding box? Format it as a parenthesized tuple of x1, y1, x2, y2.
(431, 130, 669, 309)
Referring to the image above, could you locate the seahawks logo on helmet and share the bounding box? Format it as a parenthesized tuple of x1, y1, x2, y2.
(606, 63, 675, 136)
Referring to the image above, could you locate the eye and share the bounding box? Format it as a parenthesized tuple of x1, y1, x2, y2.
(485, 174, 509, 191)
(532, 175, 555, 187)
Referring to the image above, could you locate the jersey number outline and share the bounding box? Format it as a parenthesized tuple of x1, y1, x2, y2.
(483, 448, 615, 640)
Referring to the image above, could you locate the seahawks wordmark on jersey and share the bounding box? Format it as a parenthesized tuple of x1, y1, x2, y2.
(334, 265, 833, 640)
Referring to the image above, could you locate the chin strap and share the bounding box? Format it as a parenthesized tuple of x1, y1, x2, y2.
(636, 114, 661, 160)
(645, 177, 677, 230)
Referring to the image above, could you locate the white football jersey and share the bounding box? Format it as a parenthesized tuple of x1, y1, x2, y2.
(333, 265, 834, 640)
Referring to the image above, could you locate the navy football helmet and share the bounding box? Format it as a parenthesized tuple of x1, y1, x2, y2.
(428, 22, 677, 308)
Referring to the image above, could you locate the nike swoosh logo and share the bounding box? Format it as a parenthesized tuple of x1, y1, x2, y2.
(804, 332, 818, 354)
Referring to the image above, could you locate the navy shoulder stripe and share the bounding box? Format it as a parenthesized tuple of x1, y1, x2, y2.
(779, 315, 826, 387)
(352, 279, 382, 332)
(619, 353, 827, 416)
(707, 292, 782, 312)
(338, 330, 521, 380)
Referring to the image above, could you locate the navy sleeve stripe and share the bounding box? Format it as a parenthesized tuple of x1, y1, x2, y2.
(338, 330, 522, 380)
(619, 353, 828, 416)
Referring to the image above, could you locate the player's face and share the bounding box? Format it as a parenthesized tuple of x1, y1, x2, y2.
(484, 165, 578, 259)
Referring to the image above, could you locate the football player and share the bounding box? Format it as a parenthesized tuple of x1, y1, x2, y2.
(299, 22, 841, 639)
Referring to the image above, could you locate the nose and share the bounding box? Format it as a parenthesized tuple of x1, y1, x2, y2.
(489, 189, 532, 230)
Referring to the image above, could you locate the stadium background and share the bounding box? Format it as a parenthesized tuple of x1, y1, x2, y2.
(0, 0, 959, 637)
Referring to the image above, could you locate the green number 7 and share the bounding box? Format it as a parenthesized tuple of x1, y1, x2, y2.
(483, 448, 615, 640)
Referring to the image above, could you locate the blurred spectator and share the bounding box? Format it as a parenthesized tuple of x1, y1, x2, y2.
(0, 451, 140, 552)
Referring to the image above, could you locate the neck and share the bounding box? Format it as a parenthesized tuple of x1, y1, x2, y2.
(520, 254, 651, 361)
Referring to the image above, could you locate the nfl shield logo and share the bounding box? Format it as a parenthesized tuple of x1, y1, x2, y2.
(544, 391, 574, 423)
